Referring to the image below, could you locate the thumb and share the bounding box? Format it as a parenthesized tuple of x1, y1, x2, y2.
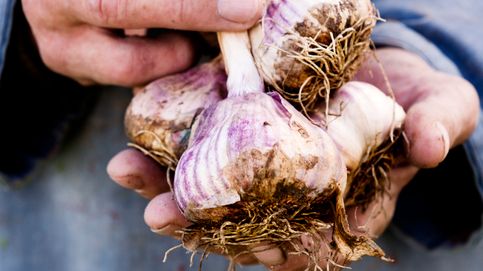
(403, 73, 479, 168)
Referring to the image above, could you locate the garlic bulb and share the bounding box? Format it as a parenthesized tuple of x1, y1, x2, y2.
(125, 58, 226, 169)
(311, 81, 406, 207)
(175, 91, 346, 221)
(314, 81, 406, 171)
(174, 31, 345, 221)
(249, 0, 377, 111)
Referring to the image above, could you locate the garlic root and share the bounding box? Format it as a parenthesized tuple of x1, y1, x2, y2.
(250, 0, 378, 112)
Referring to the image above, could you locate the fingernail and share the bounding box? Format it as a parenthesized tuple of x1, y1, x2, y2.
(251, 244, 286, 266)
(434, 121, 450, 161)
(151, 224, 182, 236)
(217, 0, 261, 23)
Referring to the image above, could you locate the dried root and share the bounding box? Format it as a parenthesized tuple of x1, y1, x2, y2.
(274, 16, 378, 114)
(344, 130, 405, 209)
(127, 129, 179, 171)
(179, 181, 386, 270)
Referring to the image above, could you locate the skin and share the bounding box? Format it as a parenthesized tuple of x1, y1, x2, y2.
(21, 0, 264, 86)
(108, 48, 479, 270)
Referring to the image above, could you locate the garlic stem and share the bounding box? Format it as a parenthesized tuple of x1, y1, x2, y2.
(218, 31, 264, 97)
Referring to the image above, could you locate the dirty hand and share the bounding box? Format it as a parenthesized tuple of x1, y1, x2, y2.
(21, 0, 263, 86)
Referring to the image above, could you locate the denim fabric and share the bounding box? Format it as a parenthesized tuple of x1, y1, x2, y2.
(372, 0, 483, 249)
(373, 0, 483, 97)
(0, 0, 15, 75)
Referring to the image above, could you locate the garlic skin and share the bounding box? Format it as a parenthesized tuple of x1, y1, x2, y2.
(174, 91, 347, 221)
(249, 0, 376, 110)
(125, 58, 226, 168)
(312, 81, 406, 171)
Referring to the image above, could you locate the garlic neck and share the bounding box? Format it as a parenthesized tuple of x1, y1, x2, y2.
(218, 31, 264, 97)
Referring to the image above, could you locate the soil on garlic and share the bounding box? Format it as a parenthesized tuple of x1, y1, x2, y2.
(344, 130, 406, 209)
(273, 16, 377, 113)
(179, 147, 385, 269)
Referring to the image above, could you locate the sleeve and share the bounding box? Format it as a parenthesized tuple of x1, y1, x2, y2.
(371, 0, 483, 249)
(0, 0, 16, 75)
(0, 2, 98, 186)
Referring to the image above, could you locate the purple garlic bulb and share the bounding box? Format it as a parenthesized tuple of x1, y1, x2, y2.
(125, 58, 227, 169)
(174, 91, 346, 222)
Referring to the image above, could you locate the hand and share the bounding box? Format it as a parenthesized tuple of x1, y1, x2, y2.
(107, 48, 479, 270)
(21, 0, 263, 86)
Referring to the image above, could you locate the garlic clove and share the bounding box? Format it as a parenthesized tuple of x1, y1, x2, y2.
(314, 81, 405, 171)
(311, 81, 406, 207)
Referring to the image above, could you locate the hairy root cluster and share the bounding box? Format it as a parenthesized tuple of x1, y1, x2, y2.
(344, 130, 406, 209)
(178, 182, 386, 270)
(276, 16, 378, 114)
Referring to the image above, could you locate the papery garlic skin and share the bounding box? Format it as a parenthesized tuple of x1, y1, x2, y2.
(250, 0, 376, 110)
(312, 81, 406, 170)
(174, 91, 347, 221)
(125, 58, 226, 168)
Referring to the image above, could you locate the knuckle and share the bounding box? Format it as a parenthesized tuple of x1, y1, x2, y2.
(167, 37, 195, 71)
(173, 0, 186, 24)
(166, 0, 192, 27)
(87, 0, 130, 26)
(106, 50, 149, 86)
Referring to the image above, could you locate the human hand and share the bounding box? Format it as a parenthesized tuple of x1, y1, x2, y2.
(107, 47, 479, 270)
(21, 0, 263, 86)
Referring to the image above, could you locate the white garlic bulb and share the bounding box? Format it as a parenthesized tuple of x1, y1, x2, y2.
(314, 81, 406, 171)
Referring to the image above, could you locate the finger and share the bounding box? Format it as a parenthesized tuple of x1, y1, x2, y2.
(144, 192, 190, 237)
(269, 233, 333, 271)
(145, 194, 260, 264)
(107, 149, 170, 199)
(348, 165, 419, 238)
(124, 28, 147, 36)
(37, 28, 195, 86)
(353, 48, 435, 101)
(70, 0, 263, 31)
(403, 73, 479, 168)
(251, 243, 286, 267)
(270, 255, 309, 271)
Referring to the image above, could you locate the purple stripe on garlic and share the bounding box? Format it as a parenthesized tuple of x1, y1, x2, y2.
(175, 91, 347, 215)
(124, 58, 227, 169)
